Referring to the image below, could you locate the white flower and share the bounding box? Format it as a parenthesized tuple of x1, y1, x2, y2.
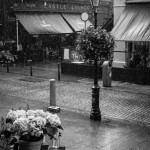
(44, 112, 50, 118)
(13, 117, 29, 131)
(6, 109, 62, 141)
(35, 130, 43, 137)
(29, 121, 36, 129)
(35, 110, 47, 118)
(16, 110, 27, 118)
(33, 116, 46, 127)
(27, 110, 36, 117)
(46, 113, 61, 127)
(6, 110, 18, 121)
(6, 110, 27, 121)
(28, 115, 35, 121)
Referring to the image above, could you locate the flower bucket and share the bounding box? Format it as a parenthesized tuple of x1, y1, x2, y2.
(18, 140, 42, 150)
(47, 127, 58, 136)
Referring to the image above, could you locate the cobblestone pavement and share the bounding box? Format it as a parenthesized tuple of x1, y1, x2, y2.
(1, 62, 150, 150)
(1, 93, 150, 150)
(0, 62, 150, 127)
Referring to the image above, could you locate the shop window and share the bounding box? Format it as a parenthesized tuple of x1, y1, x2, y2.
(126, 41, 150, 70)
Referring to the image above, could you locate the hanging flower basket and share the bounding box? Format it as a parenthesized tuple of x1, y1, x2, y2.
(76, 25, 116, 66)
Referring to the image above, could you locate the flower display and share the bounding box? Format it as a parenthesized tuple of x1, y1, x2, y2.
(46, 113, 61, 128)
(0, 109, 63, 147)
(6, 110, 27, 122)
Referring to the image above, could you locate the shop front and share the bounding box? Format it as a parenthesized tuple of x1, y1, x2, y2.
(11, 0, 113, 63)
(111, 0, 150, 85)
(12, 1, 93, 63)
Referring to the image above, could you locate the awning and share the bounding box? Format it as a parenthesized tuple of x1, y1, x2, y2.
(16, 13, 73, 34)
(111, 4, 150, 41)
(61, 14, 93, 32)
(126, 0, 150, 3)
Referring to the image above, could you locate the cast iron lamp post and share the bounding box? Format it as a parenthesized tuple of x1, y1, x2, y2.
(90, 0, 101, 121)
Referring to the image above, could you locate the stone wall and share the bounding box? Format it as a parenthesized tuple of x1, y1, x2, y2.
(61, 62, 102, 79)
(61, 62, 150, 85)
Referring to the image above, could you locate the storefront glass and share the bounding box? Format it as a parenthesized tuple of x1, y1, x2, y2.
(126, 41, 150, 70)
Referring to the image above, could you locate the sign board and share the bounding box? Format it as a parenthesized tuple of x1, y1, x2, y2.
(81, 12, 89, 21)
(13, 2, 92, 13)
(64, 49, 69, 59)
(71, 50, 84, 62)
(13, 1, 112, 14)
(63, 47, 84, 62)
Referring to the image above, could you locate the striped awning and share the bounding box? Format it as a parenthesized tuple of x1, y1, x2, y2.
(112, 4, 150, 41)
(16, 13, 73, 34)
(126, 0, 150, 3)
(61, 14, 93, 32)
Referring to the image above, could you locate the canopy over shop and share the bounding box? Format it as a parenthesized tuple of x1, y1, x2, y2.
(13, 1, 93, 62)
(112, 1, 150, 69)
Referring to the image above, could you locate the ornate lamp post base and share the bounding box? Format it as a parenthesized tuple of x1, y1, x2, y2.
(90, 85, 101, 121)
(90, 111, 101, 121)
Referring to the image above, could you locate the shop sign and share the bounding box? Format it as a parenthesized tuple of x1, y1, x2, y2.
(44, 2, 91, 13)
(13, 2, 92, 13)
(13, 1, 112, 14)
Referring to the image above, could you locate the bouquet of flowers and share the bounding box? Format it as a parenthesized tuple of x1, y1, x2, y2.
(0, 109, 63, 148)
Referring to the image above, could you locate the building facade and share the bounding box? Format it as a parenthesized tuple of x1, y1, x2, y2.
(0, 0, 113, 62)
(112, 0, 150, 70)
(0, 0, 113, 45)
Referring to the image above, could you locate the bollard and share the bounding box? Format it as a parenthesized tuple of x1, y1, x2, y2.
(45, 49, 47, 63)
(58, 63, 60, 81)
(23, 53, 26, 66)
(30, 63, 32, 76)
(49, 79, 56, 106)
(6, 60, 9, 73)
(27, 60, 32, 76)
(102, 61, 112, 87)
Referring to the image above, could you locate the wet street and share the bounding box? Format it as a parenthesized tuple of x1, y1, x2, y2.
(0, 61, 150, 150)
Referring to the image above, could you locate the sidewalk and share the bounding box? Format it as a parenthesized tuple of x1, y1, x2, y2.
(0, 93, 150, 150)
(0, 62, 150, 150)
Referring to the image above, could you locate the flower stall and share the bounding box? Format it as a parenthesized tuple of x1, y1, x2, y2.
(0, 109, 64, 150)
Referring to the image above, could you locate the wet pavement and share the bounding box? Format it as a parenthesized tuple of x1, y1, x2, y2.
(0, 61, 150, 150)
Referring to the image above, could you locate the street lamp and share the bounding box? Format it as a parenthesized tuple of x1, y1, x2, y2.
(90, 0, 101, 121)
(90, 0, 100, 29)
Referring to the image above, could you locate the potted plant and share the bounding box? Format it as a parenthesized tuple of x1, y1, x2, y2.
(0, 109, 63, 150)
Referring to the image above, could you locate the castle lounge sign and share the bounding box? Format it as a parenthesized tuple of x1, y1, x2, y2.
(13, 2, 92, 13)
